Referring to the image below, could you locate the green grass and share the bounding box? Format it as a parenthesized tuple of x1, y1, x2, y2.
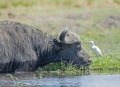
(36, 62, 90, 76)
(90, 54, 120, 70)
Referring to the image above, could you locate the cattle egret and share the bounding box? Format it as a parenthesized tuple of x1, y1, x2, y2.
(89, 41, 102, 56)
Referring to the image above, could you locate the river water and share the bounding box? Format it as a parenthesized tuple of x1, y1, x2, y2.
(0, 72, 120, 87)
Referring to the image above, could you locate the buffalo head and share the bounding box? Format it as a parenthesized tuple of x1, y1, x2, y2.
(54, 27, 91, 66)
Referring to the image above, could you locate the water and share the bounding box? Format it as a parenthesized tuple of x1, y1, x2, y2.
(0, 73, 120, 87)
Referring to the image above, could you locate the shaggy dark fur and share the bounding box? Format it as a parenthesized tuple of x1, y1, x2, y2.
(0, 21, 59, 73)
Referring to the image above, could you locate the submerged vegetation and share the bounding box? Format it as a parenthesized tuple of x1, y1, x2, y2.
(0, 0, 120, 76)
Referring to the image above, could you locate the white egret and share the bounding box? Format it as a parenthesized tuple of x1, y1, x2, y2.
(89, 41, 102, 56)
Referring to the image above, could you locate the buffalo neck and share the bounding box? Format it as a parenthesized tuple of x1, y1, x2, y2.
(32, 31, 60, 66)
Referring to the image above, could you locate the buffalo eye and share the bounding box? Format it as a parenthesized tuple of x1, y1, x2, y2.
(77, 45, 81, 49)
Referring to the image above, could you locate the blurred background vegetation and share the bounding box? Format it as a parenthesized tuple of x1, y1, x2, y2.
(0, 0, 120, 8)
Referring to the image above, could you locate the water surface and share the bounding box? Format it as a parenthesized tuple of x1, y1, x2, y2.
(0, 72, 120, 87)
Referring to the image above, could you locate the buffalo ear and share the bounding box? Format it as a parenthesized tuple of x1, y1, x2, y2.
(53, 39, 63, 53)
(59, 26, 68, 43)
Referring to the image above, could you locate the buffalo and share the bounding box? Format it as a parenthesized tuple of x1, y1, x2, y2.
(0, 20, 91, 73)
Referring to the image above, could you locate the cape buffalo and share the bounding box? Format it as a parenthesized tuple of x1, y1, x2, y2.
(0, 20, 91, 73)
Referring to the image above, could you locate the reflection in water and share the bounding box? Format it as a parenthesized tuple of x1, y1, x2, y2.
(35, 75, 120, 87)
(0, 71, 120, 87)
